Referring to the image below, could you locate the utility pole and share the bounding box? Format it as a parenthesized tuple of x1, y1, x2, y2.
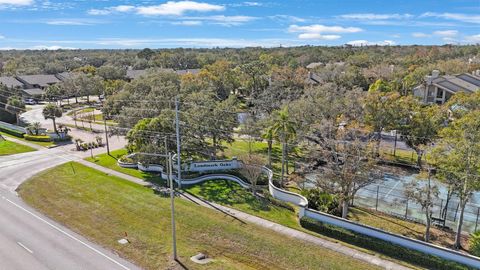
(168, 152, 177, 260)
(175, 96, 182, 189)
(103, 115, 110, 155)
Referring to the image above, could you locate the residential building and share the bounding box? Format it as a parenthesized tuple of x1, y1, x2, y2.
(0, 76, 24, 89)
(413, 70, 480, 104)
(16, 75, 61, 90)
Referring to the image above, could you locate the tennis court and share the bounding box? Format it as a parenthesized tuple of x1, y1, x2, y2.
(354, 173, 480, 233)
(305, 172, 480, 233)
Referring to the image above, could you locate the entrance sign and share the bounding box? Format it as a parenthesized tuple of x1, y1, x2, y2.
(187, 159, 240, 172)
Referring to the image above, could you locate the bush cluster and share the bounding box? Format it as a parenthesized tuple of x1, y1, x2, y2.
(23, 134, 52, 142)
(469, 231, 480, 257)
(0, 126, 25, 138)
(300, 217, 470, 270)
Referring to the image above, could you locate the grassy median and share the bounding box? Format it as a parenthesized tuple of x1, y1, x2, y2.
(0, 139, 36, 156)
(18, 162, 378, 270)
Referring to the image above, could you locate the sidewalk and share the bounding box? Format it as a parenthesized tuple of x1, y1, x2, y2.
(3, 134, 45, 151)
(78, 159, 412, 270)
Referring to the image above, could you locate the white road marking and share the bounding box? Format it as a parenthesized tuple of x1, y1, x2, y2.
(1, 196, 131, 270)
(383, 179, 401, 199)
(17, 242, 33, 254)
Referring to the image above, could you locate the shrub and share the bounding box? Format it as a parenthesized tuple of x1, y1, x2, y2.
(119, 155, 136, 164)
(470, 231, 480, 257)
(302, 188, 340, 215)
(23, 134, 52, 142)
(0, 126, 25, 138)
(300, 217, 469, 270)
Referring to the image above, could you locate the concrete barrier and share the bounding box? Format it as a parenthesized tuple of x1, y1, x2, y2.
(266, 167, 308, 210)
(138, 163, 163, 172)
(304, 208, 480, 269)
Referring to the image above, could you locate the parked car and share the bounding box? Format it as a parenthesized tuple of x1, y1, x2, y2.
(24, 98, 37, 105)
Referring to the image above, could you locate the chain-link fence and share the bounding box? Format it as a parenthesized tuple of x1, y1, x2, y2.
(353, 181, 480, 233)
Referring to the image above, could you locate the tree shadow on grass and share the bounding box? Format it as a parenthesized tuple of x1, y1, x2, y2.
(194, 180, 271, 213)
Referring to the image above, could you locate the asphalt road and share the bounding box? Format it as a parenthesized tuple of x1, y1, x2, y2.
(0, 147, 140, 269)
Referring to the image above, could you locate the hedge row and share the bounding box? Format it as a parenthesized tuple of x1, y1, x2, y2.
(0, 126, 25, 138)
(23, 134, 52, 142)
(300, 217, 471, 270)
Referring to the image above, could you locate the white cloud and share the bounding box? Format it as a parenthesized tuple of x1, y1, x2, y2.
(0, 34, 4, 39)
(288, 24, 362, 40)
(172, 20, 202, 26)
(298, 33, 340, 40)
(347, 40, 396, 46)
(88, 5, 135, 15)
(30, 45, 77, 50)
(288, 24, 362, 34)
(45, 19, 100, 26)
(136, 1, 224, 16)
(339, 13, 413, 20)
(465, 34, 480, 43)
(90, 37, 300, 48)
(269, 15, 306, 23)
(113, 5, 135, 12)
(0, 0, 33, 5)
(412, 32, 430, 38)
(421, 12, 480, 24)
(182, 15, 256, 26)
(433, 30, 458, 37)
(288, 24, 361, 40)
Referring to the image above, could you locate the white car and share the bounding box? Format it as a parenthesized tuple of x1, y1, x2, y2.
(24, 99, 37, 105)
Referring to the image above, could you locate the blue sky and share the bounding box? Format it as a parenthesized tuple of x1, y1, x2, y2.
(0, 0, 479, 49)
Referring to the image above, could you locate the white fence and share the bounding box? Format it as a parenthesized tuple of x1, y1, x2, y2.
(265, 166, 480, 268)
(266, 167, 308, 215)
(304, 208, 480, 269)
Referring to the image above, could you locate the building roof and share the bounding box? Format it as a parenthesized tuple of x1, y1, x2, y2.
(17, 75, 60, 88)
(432, 73, 480, 94)
(55, 72, 73, 81)
(0, 76, 24, 88)
(22, 88, 45, 96)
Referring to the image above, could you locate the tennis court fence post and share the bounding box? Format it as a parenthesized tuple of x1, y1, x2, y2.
(454, 203, 460, 222)
(439, 199, 443, 219)
(375, 186, 379, 211)
(405, 199, 409, 219)
(476, 207, 480, 232)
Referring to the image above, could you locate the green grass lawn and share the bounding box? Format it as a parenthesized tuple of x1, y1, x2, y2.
(18, 162, 378, 270)
(186, 180, 300, 228)
(0, 131, 55, 147)
(220, 139, 300, 175)
(85, 149, 163, 184)
(348, 207, 468, 250)
(0, 139, 36, 156)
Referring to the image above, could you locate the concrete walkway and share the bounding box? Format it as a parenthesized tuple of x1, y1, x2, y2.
(2, 134, 45, 151)
(76, 160, 412, 270)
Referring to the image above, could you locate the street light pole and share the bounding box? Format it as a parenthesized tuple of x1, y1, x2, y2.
(175, 96, 182, 189)
(168, 152, 177, 260)
(103, 116, 110, 155)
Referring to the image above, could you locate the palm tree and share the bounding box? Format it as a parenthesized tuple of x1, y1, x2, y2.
(28, 122, 42, 136)
(271, 107, 296, 185)
(261, 125, 275, 168)
(42, 103, 63, 134)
